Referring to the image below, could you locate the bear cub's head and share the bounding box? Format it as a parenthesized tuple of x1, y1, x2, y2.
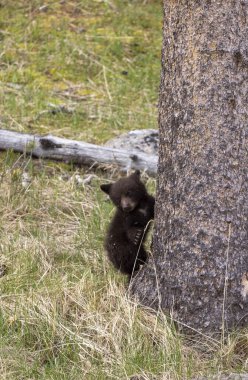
(100, 170, 147, 213)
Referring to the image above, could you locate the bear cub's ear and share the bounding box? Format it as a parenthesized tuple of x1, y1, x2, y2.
(100, 183, 112, 194)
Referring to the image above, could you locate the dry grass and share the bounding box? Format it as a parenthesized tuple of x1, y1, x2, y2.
(0, 157, 247, 379)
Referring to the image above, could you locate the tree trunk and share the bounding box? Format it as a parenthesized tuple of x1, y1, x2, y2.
(131, 1, 248, 333)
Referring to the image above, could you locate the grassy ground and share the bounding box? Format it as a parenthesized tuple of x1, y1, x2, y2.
(0, 0, 161, 143)
(0, 1, 247, 379)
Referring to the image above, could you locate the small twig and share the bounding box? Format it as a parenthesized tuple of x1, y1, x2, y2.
(34, 103, 76, 120)
(103, 66, 112, 101)
(129, 219, 153, 285)
(221, 223, 232, 345)
(53, 91, 95, 101)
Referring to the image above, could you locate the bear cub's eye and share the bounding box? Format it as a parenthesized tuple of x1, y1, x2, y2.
(126, 190, 133, 197)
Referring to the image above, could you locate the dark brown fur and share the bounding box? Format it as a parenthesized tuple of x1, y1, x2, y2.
(100, 171, 155, 278)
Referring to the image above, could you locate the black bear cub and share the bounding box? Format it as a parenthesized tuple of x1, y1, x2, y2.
(100, 170, 155, 278)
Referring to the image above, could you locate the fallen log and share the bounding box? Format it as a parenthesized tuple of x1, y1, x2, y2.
(0, 129, 158, 175)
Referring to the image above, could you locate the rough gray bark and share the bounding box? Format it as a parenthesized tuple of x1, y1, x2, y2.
(0, 129, 157, 175)
(132, 1, 248, 333)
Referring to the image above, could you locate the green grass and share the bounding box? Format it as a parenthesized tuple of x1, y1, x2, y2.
(0, 0, 161, 143)
(0, 1, 248, 379)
